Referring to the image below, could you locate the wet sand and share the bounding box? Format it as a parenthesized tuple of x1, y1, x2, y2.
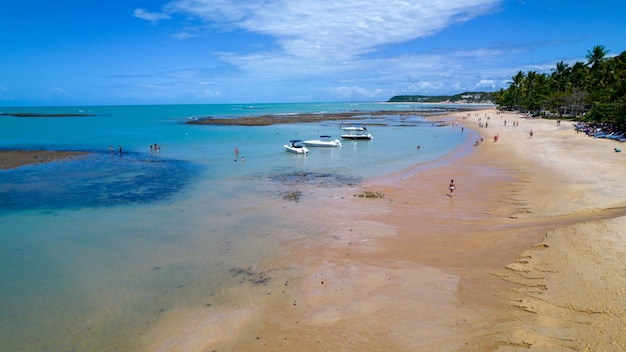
(0, 150, 89, 170)
(153, 109, 626, 351)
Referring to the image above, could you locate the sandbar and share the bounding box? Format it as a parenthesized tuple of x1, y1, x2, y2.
(0, 150, 89, 170)
(152, 109, 626, 351)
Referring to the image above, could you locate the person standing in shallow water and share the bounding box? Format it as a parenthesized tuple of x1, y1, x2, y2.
(448, 179, 455, 197)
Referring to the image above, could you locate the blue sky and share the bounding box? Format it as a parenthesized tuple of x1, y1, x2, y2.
(1, 0, 624, 106)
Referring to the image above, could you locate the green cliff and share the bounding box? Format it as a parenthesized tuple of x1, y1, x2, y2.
(388, 92, 495, 103)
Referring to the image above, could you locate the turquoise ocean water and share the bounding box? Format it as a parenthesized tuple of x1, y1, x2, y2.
(0, 102, 481, 350)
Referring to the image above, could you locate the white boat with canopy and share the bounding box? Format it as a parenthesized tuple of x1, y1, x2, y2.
(284, 140, 309, 154)
(302, 135, 342, 147)
(340, 126, 373, 140)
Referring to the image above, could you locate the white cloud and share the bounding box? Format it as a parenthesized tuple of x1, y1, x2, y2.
(133, 8, 171, 22)
(329, 86, 386, 99)
(474, 79, 498, 90)
(131, 0, 509, 100)
(143, 0, 499, 60)
(407, 81, 442, 92)
(255, 0, 498, 59)
(139, 84, 169, 90)
(172, 31, 196, 40)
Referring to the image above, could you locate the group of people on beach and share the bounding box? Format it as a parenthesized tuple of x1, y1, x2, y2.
(150, 144, 161, 153)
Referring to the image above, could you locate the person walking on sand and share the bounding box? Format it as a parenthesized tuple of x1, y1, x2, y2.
(529, 129, 534, 138)
(448, 179, 455, 197)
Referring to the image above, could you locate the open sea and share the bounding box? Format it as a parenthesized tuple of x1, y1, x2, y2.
(0, 102, 482, 350)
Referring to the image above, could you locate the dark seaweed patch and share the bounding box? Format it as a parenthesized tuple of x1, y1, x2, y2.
(282, 190, 302, 202)
(229, 267, 273, 286)
(269, 171, 361, 187)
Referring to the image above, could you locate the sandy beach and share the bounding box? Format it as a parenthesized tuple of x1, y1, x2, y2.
(151, 108, 626, 351)
(5, 108, 623, 351)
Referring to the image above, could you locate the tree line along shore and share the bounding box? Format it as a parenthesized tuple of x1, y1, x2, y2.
(493, 45, 625, 130)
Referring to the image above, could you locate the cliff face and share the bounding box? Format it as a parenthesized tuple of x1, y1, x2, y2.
(388, 91, 494, 104)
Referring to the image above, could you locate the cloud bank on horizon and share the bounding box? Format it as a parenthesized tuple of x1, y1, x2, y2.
(1, 0, 624, 105)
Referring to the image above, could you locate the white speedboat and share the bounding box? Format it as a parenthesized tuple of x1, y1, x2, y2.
(302, 135, 342, 147)
(284, 140, 309, 154)
(340, 126, 373, 140)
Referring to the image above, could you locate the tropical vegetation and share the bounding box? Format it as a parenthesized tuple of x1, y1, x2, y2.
(493, 45, 626, 129)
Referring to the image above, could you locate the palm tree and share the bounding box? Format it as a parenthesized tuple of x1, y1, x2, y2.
(510, 71, 525, 109)
(586, 45, 610, 107)
(611, 51, 626, 100)
(551, 61, 570, 92)
(586, 45, 608, 70)
(524, 71, 537, 111)
(570, 62, 589, 90)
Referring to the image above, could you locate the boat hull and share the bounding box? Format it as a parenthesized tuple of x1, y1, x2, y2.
(340, 134, 373, 140)
(302, 140, 342, 147)
(284, 145, 309, 154)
